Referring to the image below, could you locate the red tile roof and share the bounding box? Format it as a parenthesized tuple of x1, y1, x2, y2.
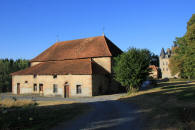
(12, 36, 121, 75)
(31, 36, 122, 62)
(149, 65, 159, 71)
(11, 59, 109, 75)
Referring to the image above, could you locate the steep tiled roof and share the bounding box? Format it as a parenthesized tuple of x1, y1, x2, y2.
(11, 59, 109, 75)
(11, 59, 92, 75)
(160, 48, 165, 58)
(31, 36, 122, 62)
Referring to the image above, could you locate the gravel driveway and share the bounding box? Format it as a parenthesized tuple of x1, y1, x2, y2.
(51, 100, 141, 130)
(1, 93, 141, 130)
(0, 93, 125, 102)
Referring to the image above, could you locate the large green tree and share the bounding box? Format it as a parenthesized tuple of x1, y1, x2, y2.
(169, 14, 195, 79)
(113, 48, 151, 93)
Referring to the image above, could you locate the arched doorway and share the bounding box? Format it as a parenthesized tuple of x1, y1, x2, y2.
(64, 82, 69, 98)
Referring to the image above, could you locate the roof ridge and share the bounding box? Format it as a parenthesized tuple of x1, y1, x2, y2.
(54, 35, 104, 44)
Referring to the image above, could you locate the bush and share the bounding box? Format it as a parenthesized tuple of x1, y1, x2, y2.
(113, 48, 151, 93)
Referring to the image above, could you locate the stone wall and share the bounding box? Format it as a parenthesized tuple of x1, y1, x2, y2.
(12, 57, 120, 97)
(149, 70, 158, 79)
(92, 57, 112, 73)
(159, 57, 174, 78)
(92, 75, 109, 96)
(12, 75, 92, 97)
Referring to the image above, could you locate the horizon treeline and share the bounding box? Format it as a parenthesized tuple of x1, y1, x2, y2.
(0, 59, 29, 92)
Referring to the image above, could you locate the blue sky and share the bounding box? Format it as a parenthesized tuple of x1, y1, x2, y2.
(0, 0, 195, 59)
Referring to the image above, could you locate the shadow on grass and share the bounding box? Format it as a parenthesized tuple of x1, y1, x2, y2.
(119, 81, 195, 130)
(0, 102, 89, 130)
(157, 81, 190, 87)
(1, 99, 142, 130)
(161, 84, 194, 89)
(139, 81, 190, 92)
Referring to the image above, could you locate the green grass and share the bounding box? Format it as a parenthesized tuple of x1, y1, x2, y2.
(120, 80, 195, 130)
(0, 99, 89, 130)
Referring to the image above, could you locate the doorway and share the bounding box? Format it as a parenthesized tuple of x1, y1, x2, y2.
(39, 83, 43, 94)
(64, 83, 69, 98)
(17, 83, 20, 94)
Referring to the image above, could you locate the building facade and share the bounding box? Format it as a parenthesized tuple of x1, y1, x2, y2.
(149, 65, 159, 79)
(159, 48, 178, 78)
(11, 36, 123, 97)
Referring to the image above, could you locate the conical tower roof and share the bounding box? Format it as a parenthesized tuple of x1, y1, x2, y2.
(160, 48, 165, 58)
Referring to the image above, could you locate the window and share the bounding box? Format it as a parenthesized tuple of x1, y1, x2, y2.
(39, 84, 43, 91)
(166, 68, 168, 71)
(33, 74, 37, 78)
(53, 84, 58, 93)
(53, 74, 57, 79)
(17, 83, 20, 94)
(163, 68, 164, 71)
(76, 85, 82, 94)
(33, 84, 37, 91)
(166, 62, 168, 65)
(25, 81, 28, 83)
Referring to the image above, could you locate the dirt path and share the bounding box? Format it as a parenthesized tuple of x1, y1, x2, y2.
(51, 100, 141, 130)
(1, 93, 142, 129)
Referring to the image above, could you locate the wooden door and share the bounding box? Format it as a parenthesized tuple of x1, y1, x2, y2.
(17, 83, 20, 94)
(64, 85, 69, 98)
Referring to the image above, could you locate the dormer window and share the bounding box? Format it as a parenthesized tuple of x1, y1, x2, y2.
(53, 74, 57, 79)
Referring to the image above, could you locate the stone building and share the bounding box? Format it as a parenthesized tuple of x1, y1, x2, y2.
(149, 65, 159, 79)
(159, 48, 178, 78)
(11, 36, 123, 97)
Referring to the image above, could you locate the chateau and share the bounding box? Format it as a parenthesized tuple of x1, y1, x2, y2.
(11, 36, 123, 97)
(159, 48, 178, 78)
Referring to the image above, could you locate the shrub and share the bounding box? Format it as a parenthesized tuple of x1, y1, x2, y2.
(113, 48, 151, 93)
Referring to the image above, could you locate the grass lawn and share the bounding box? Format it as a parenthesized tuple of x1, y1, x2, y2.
(0, 98, 89, 130)
(120, 79, 195, 130)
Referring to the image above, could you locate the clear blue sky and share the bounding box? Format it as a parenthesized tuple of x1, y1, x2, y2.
(0, 0, 195, 59)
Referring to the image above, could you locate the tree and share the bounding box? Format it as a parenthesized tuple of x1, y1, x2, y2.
(150, 53, 159, 67)
(113, 48, 151, 93)
(169, 37, 186, 76)
(0, 59, 29, 92)
(169, 14, 195, 79)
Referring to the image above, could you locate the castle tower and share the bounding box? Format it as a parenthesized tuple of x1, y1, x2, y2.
(159, 48, 174, 78)
(160, 48, 165, 58)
